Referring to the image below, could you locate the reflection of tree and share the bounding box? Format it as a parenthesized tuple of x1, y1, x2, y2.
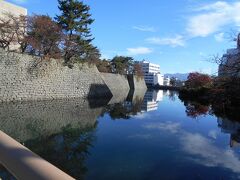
(184, 102, 210, 119)
(0, 166, 15, 180)
(106, 97, 144, 120)
(24, 123, 97, 180)
(168, 91, 177, 101)
(108, 103, 130, 120)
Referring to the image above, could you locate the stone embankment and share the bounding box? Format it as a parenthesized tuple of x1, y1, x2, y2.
(0, 49, 147, 102)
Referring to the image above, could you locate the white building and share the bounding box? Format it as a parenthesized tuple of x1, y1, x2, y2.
(137, 60, 164, 86)
(163, 77, 171, 86)
(0, 0, 27, 50)
(218, 34, 240, 77)
(0, 0, 27, 17)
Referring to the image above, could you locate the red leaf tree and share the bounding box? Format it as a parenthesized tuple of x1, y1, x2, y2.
(27, 15, 63, 59)
(185, 72, 213, 88)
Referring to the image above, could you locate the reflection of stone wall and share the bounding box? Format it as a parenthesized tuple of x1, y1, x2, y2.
(127, 88, 146, 104)
(0, 99, 104, 142)
(0, 49, 111, 102)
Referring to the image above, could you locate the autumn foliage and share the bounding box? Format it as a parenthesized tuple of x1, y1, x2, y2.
(27, 15, 63, 59)
(186, 102, 209, 118)
(185, 72, 213, 89)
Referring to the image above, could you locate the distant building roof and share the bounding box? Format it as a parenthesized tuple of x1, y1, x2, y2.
(0, 0, 27, 17)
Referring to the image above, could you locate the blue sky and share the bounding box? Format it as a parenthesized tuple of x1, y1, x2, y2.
(7, 0, 240, 74)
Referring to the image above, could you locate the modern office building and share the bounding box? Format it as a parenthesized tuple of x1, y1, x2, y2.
(218, 34, 240, 77)
(137, 60, 164, 86)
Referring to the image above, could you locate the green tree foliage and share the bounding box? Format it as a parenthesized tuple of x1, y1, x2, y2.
(111, 56, 133, 74)
(55, 0, 97, 63)
(96, 59, 112, 73)
(170, 77, 177, 86)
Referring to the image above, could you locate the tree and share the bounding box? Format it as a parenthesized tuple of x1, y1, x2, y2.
(27, 15, 63, 58)
(0, 13, 28, 52)
(133, 63, 143, 76)
(111, 56, 133, 74)
(55, 0, 96, 63)
(170, 77, 177, 86)
(97, 59, 112, 73)
(0, 13, 16, 50)
(13, 15, 28, 53)
(185, 72, 212, 89)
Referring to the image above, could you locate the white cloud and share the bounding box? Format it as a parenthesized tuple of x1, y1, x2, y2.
(181, 132, 240, 174)
(126, 47, 153, 56)
(143, 122, 181, 134)
(141, 121, 240, 175)
(133, 26, 157, 32)
(214, 32, 225, 42)
(187, 1, 240, 37)
(133, 113, 149, 119)
(208, 130, 218, 139)
(146, 35, 185, 47)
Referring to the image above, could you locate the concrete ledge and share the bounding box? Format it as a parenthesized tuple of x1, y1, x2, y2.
(0, 131, 74, 180)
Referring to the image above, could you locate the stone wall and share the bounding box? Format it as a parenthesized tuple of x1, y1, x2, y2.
(0, 49, 112, 102)
(100, 73, 130, 104)
(127, 74, 147, 90)
(0, 49, 147, 102)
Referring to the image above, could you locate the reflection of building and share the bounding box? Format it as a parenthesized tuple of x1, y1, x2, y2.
(141, 90, 163, 112)
(218, 118, 240, 148)
(136, 60, 164, 86)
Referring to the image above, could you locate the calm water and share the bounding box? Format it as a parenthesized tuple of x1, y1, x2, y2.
(1, 90, 240, 179)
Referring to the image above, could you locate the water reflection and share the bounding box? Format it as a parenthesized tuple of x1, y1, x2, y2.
(180, 98, 240, 149)
(26, 123, 97, 179)
(1, 90, 240, 179)
(0, 98, 104, 179)
(185, 101, 210, 119)
(0, 99, 104, 143)
(105, 90, 163, 120)
(218, 118, 240, 148)
(141, 90, 163, 112)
